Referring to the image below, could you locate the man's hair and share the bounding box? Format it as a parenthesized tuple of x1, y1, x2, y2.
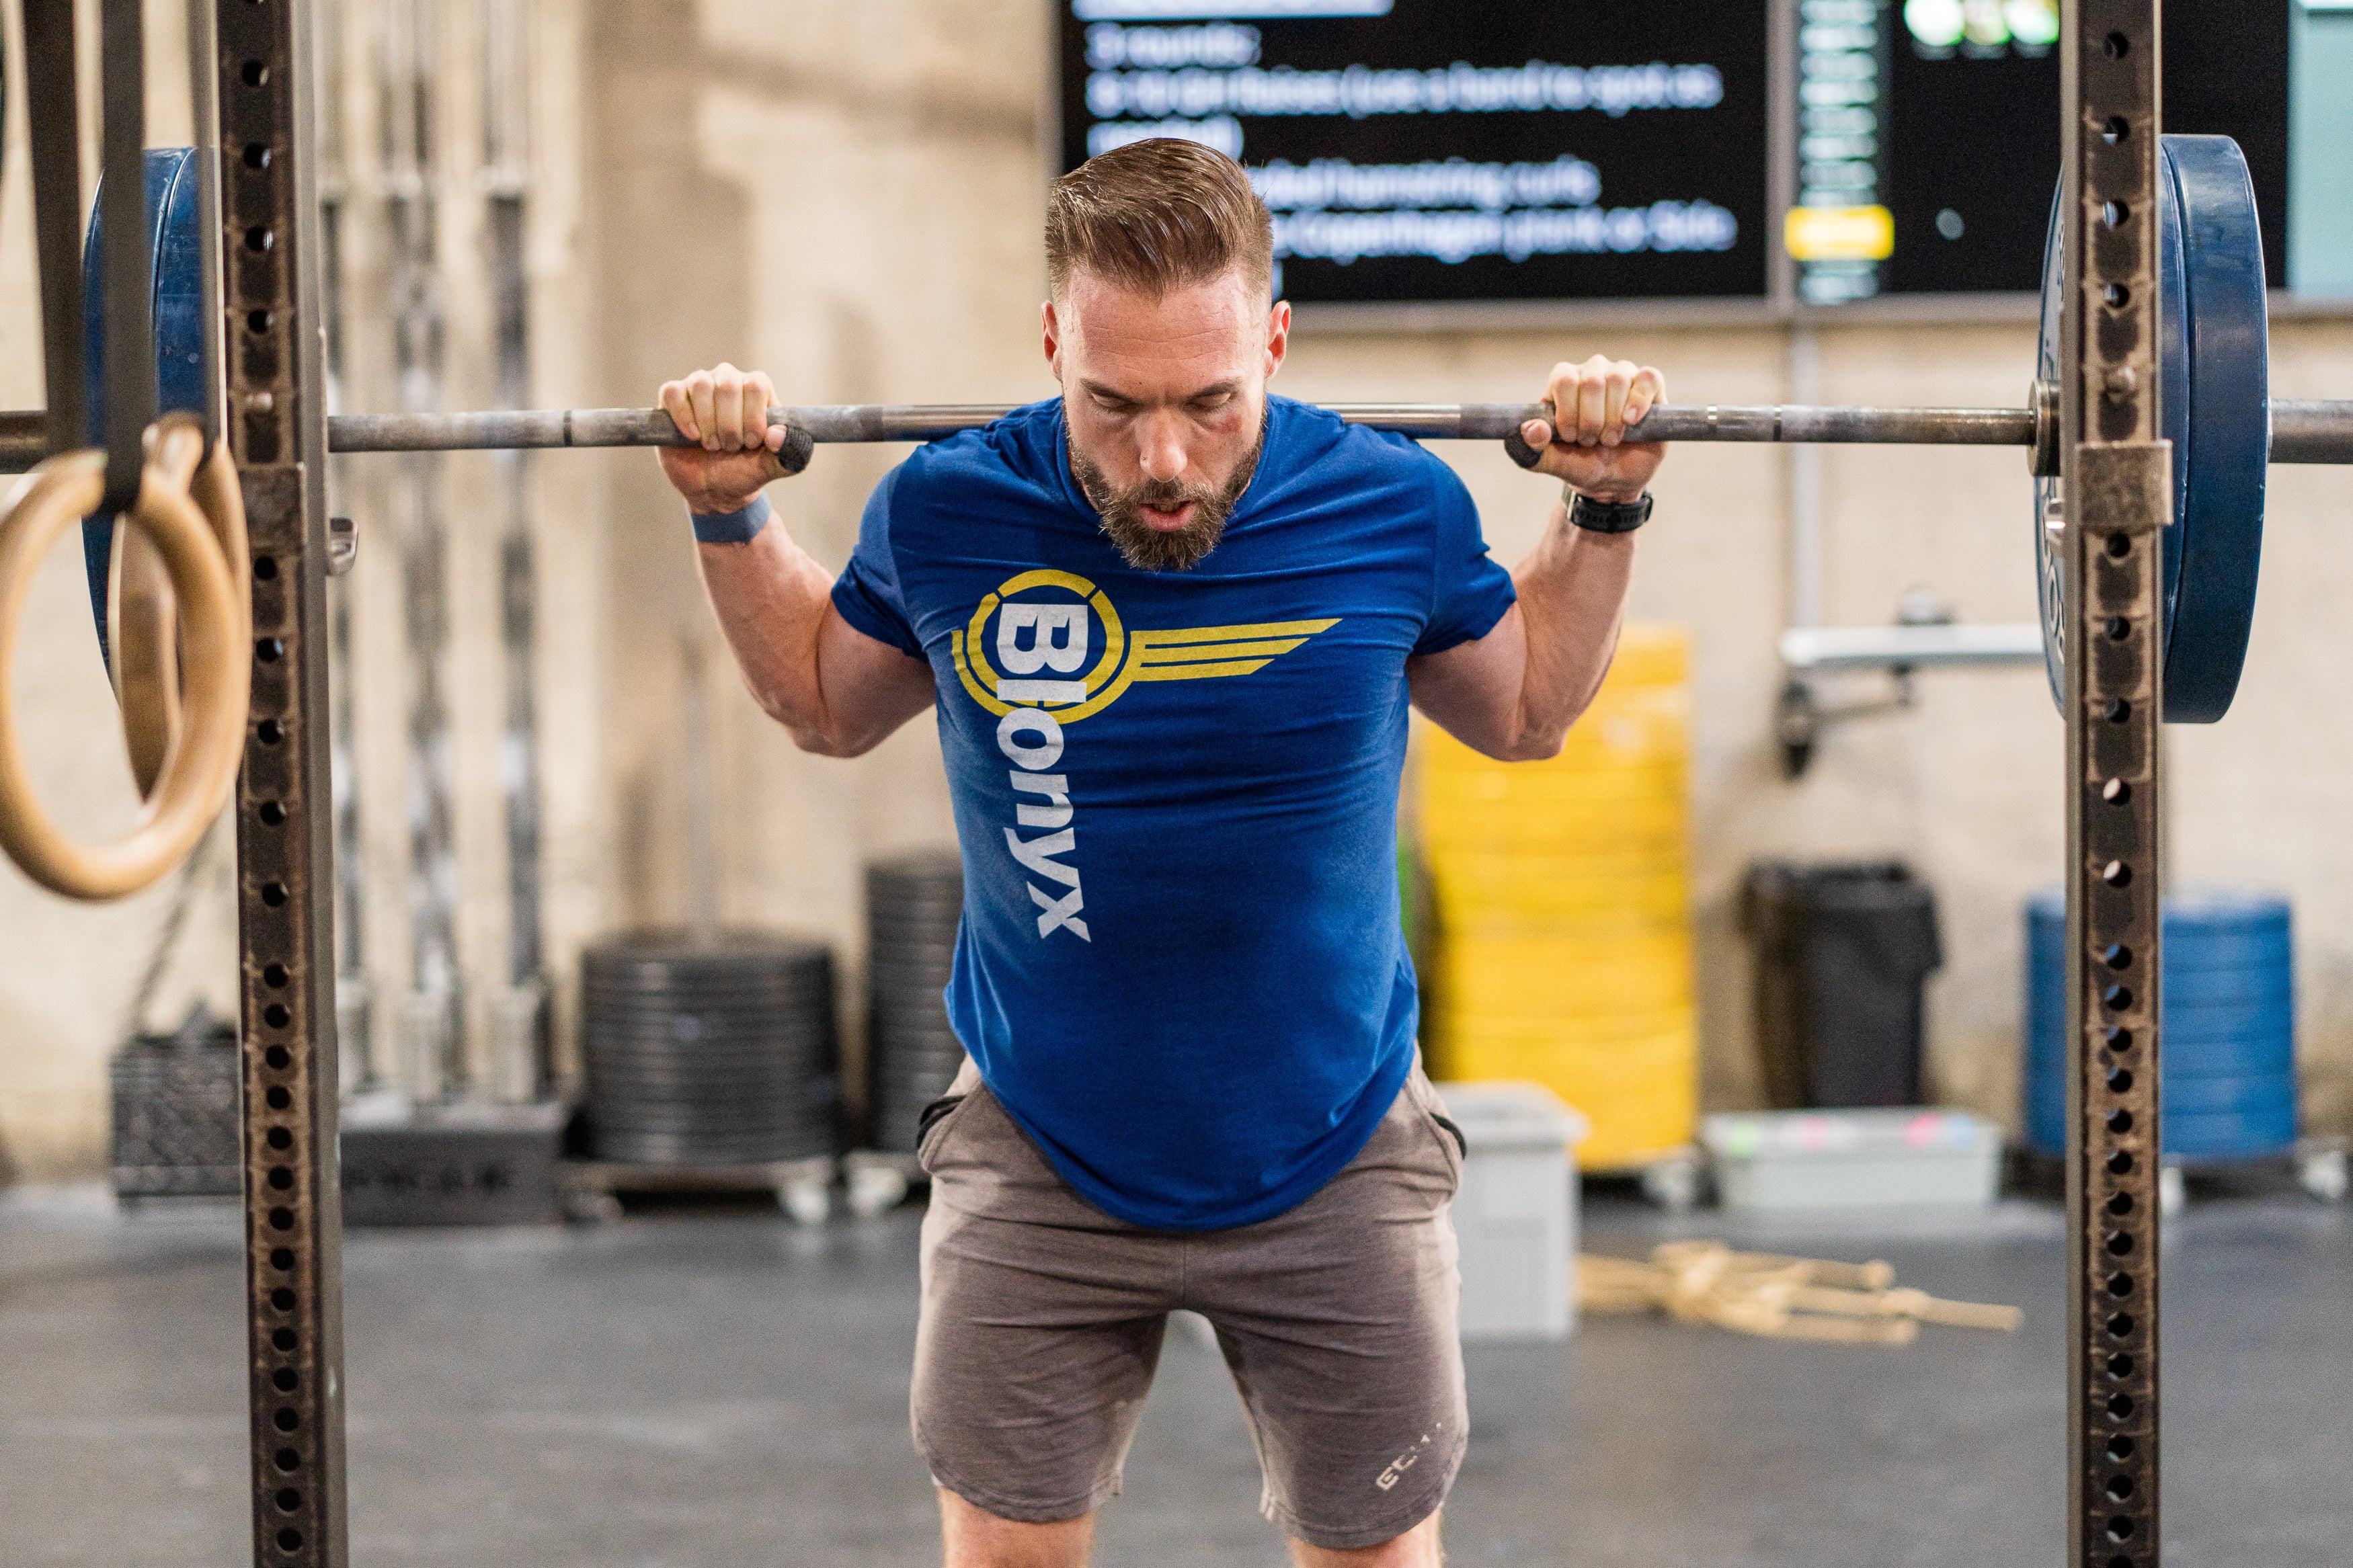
(1045, 139, 1274, 300)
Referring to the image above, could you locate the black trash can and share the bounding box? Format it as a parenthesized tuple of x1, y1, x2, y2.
(1740, 861, 1944, 1108)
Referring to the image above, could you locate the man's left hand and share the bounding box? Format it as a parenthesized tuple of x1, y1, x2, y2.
(1520, 355, 1667, 505)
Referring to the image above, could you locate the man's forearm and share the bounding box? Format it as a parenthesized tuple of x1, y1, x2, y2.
(694, 501, 871, 755)
(1507, 499, 1636, 748)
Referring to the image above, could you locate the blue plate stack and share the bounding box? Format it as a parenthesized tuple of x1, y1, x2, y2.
(2025, 891, 2297, 1161)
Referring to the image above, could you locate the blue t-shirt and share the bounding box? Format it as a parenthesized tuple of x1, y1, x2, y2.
(832, 395, 1515, 1229)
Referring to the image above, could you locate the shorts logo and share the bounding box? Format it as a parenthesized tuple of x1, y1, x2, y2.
(953, 569, 1339, 942)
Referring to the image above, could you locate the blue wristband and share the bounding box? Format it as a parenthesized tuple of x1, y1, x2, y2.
(690, 493, 772, 544)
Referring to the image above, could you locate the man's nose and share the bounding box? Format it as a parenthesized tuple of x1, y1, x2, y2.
(1135, 412, 1188, 485)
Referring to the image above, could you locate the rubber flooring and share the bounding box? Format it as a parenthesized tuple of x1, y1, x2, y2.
(1, 1183, 2348, 1566)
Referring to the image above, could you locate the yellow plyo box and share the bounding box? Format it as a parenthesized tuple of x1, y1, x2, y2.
(1415, 625, 1697, 1169)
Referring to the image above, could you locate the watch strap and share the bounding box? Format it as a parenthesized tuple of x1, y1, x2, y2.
(1566, 490, 1652, 534)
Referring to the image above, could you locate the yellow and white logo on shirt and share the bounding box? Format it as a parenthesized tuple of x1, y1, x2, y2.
(953, 569, 1337, 723)
(954, 569, 1339, 944)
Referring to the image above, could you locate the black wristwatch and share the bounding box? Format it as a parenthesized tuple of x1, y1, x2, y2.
(1565, 489, 1652, 534)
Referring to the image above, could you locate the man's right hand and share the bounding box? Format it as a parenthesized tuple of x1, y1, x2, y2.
(657, 362, 797, 514)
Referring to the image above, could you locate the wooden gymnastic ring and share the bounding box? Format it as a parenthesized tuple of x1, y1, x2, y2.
(0, 432, 249, 900)
(109, 420, 251, 797)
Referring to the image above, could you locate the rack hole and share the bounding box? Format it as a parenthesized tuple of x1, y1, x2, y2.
(257, 720, 284, 746)
(2104, 31, 2130, 58)
(255, 637, 282, 663)
(2104, 617, 2131, 642)
(264, 1003, 290, 1028)
(2104, 284, 2132, 308)
(268, 1167, 292, 1191)
(273, 1407, 299, 1433)
(2103, 985, 2135, 1012)
(2103, 698, 2132, 723)
(2108, 1068, 2135, 1094)
(2106, 1231, 2135, 1257)
(2108, 1434, 2137, 1460)
(2106, 1312, 2135, 1339)
(253, 555, 278, 581)
(257, 801, 286, 827)
(2102, 861, 2132, 888)
(267, 1127, 292, 1152)
(272, 1448, 300, 1473)
(2103, 778, 2132, 805)
(270, 1246, 294, 1268)
(271, 1323, 296, 1347)
(264, 962, 290, 988)
(241, 144, 272, 171)
(2108, 1190, 2135, 1216)
(2106, 534, 2132, 559)
(243, 226, 274, 253)
(2107, 1108, 2135, 1135)
(266, 1085, 291, 1110)
(262, 882, 289, 907)
(241, 60, 270, 86)
(2107, 1352, 2136, 1380)
(245, 308, 273, 334)
(2102, 116, 2130, 144)
(274, 1487, 302, 1513)
(2107, 1392, 2136, 1420)
(270, 1290, 296, 1315)
(272, 1368, 299, 1393)
(2106, 1558, 2133, 1568)
(268, 1206, 294, 1231)
(2103, 944, 2132, 970)
(2105, 1027, 2135, 1053)
(2106, 1272, 2135, 1298)
(2108, 1150, 2135, 1176)
(265, 1046, 290, 1071)
(2103, 200, 2132, 229)
(276, 1526, 303, 1553)
(2106, 1515, 2135, 1541)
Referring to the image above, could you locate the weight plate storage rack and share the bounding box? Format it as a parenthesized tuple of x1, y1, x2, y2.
(580, 932, 840, 1167)
(866, 850, 969, 1155)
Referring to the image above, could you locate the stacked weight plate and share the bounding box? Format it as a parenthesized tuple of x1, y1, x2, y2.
(581, 932, 839, 1166)
(1417, 626, 1697, 1169)
(867, 852, 969, 1154)
(2024, 890, 2297, 1161)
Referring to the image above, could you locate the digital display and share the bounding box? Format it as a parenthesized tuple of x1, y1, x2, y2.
(1792, 0, 2301, 302)
(1055, 1, 1772, 306)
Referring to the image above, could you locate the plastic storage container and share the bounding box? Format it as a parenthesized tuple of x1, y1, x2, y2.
(2024, 889, 2296, 1161)
(1436, 1081, 1589, 1340)
(1741, 861, 1944, 1108)
(1702, 1108, 2002, 1210)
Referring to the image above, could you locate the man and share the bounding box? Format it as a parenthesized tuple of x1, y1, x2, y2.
(657, 138, 1665, 1568)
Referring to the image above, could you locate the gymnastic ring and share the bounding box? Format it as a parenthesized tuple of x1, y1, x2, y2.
(109, 422, 251, 798)
(0, 425, 249, 900)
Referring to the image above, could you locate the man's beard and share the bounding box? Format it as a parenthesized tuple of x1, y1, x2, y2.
(1070, 424, 1264, 573)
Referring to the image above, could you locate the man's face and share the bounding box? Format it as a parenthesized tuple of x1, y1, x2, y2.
(1044, 267, 1290, 571)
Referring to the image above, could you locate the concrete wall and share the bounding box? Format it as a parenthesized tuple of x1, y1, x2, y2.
(1, 0, 2347, 1175)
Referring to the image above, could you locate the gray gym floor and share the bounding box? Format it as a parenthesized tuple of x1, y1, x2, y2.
(2, 1183, 2347, 1567)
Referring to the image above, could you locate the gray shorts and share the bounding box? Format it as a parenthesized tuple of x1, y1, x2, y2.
(910, 1060, 1468, 1551)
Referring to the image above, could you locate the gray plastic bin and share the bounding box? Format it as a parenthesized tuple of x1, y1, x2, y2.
(1436, 1081, 1589, 1341)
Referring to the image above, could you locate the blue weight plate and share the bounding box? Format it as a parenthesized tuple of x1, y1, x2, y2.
(2163, 1074, 2299, 1116)
(2162, 1106, 2298, 1161)
(2161, 970, 2293, 1009)
(2163, 992, 2293, 1036)
(2161, 1034, 2297, 1077)
(79, 146, 204, 671)
(2034, 136, 2269, 723)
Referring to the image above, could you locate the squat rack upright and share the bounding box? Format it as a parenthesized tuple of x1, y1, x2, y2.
(44, 1, 2172, 1563)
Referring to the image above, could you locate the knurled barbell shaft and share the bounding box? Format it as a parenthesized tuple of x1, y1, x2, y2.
(5, 398, 2352, 468)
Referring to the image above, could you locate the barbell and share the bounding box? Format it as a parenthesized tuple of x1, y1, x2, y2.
(5, 133, 2351, 851)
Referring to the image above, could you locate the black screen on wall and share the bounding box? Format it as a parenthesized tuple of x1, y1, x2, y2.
(1055, 1, 1773, 306)
(1866, 0, 2287, 296)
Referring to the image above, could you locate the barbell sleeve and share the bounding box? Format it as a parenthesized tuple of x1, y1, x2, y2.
(7, 399, 2353, 472)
